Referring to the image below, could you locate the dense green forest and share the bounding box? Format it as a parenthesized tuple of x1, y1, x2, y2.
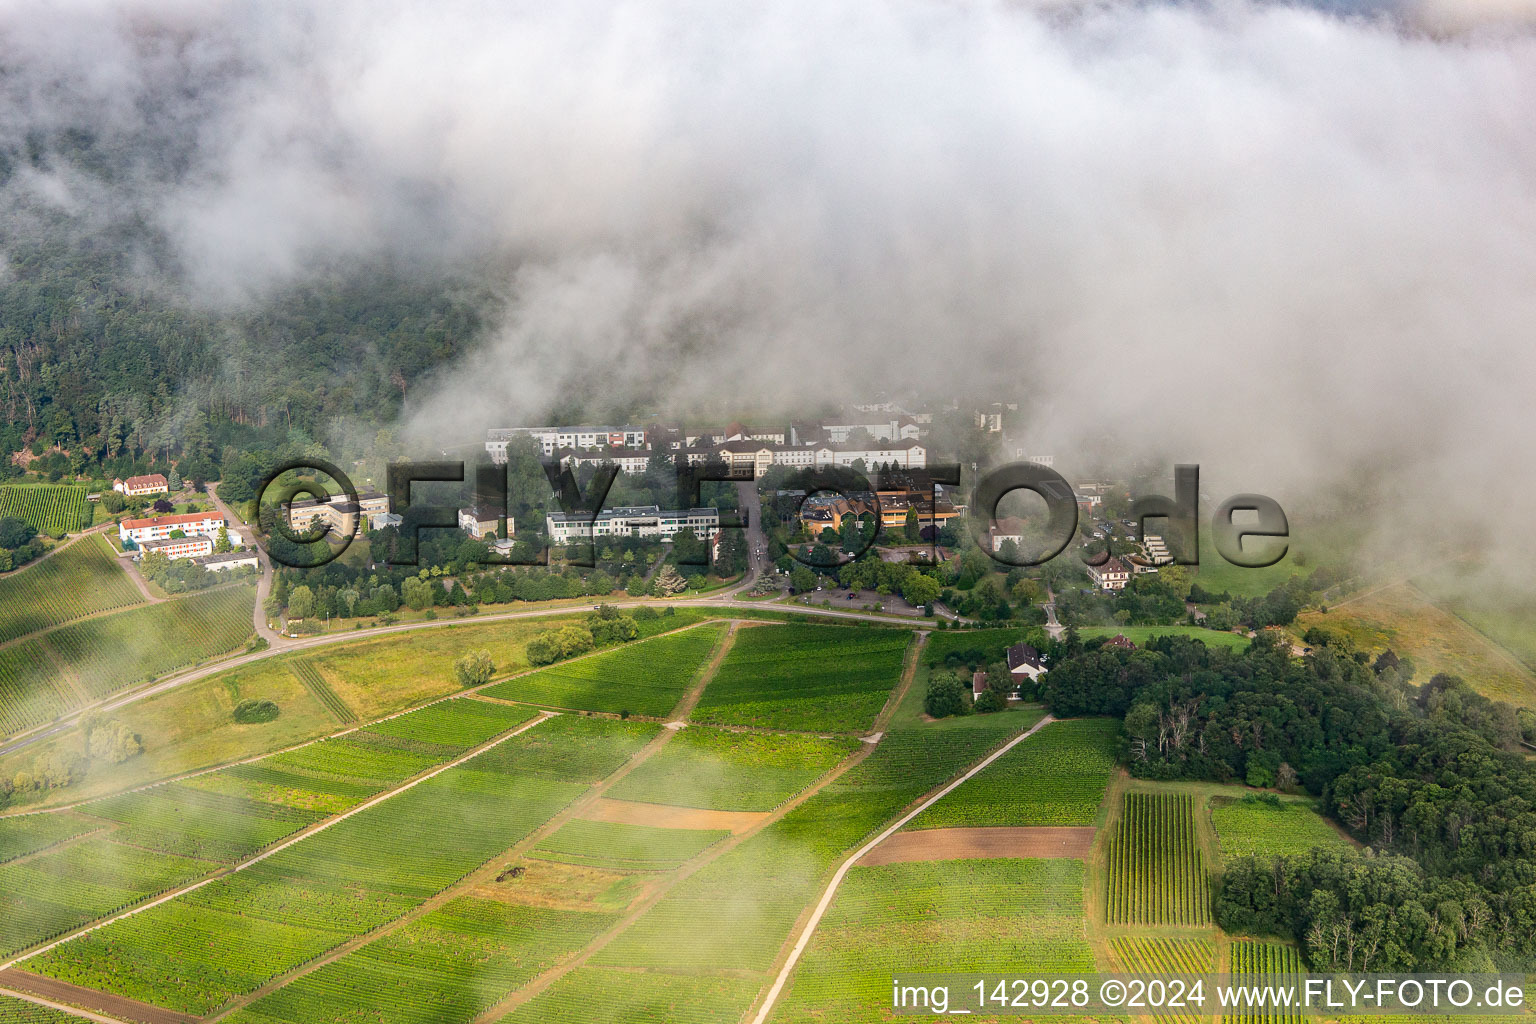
(1043, 630, 1535, 972)
(0, 216, 487, 480)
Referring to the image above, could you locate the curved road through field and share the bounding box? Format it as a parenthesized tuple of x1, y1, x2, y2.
(0, 478, 941, 758)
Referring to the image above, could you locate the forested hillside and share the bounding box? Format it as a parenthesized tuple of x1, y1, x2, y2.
(0, 215, 487, 479)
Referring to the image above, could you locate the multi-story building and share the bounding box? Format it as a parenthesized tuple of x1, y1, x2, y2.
(679, 439, 929, 474)
(140, 535, 215, 561)
(1088, 556, 1132, 591)
(458, 505, 510, 540)
(485, 426, 648, 462)
(112, 474, 170, 497)
(545, 506, 721, 545)
(553, 449, 655, 476)
(120, 512, 225, 548)
(284, 490, 390, 538)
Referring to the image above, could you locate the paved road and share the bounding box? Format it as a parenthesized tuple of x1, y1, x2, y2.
(206, 482, 287, 649)
(1044, 588, 1064, 638)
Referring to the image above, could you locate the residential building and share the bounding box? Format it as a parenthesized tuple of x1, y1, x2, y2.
(370, 511, 403, 530)
(554, 449, 654, 476)
(140, 535, 214, 561)
(988, 517, 1028, 553)
(112, 474, 169, 497)
(545, 505, 721, 545)
(972, 670, 989, 699)
(1104, 633, 1138, 650)
(119, 512, 225, 548)
(1088, 556, 1132, 591)
(1006, 642, 1045, 683)
(485, 426, 648, 462)
(285, 490, 389, 538)
(191, 551, 260, 572)
(459, 505, 507, 540)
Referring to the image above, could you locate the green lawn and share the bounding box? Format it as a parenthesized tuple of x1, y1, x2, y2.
(1079, 625, 1251, 650)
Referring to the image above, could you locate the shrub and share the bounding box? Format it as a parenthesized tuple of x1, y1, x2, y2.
(233, 699, 280, 724)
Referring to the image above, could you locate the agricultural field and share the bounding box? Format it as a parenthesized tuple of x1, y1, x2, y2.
(1110, 937, 1215, 1024)
(0, 537, 143, 646)
(771, 858, 1097, 1024)
(530, 818, 729, 871)
(1416, 560, 1536, 672)
(0, 836, 215, 958)
(0, 484, 89, 536)
(1210, 795, 1353, 864)
(1296, 582, 1536, 706)
(82, 783, 330, 863)
(1079, 625, 1251, 650)
(606, 726, 859, 811)
(592, 714, 1040, 976)
(0, 811, 98, 865)
(224, 897, 618, 1024)
(0, 994, 96, 1023)
(500, 966, 762, 1024)
(1225, 941, 1306, 1024)
(23, 716, 658, 1015)
(289, 661, 356, 723)
(41, 585, 256, 700)
(0, 641, 75, 737)
(0, 612, 656, 810)
(690, 623, 911, 733)
(906, 718, 1118, 829)
(480, 621, 728, 716)
(1105, 791, 1210, 926)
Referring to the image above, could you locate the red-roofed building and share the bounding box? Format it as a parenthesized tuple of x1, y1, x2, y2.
(119, 512, 225, 548)
(112, 474, 169, 497)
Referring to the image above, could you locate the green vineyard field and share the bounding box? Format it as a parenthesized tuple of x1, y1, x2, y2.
(0, 485, 89, 536)
(0, 537, 143, 646)
(1106, 791, 1210, 926)
(42, 585, 256, 700)
(907, 717, 1118, 829)
(25, 716, 658, 1015)
(0, 812, 97, 865)
(1111, 936, 1215, 1024)
(1211, 795, 1353, 864)
(225, 897, 618, 1024)
(531, 818, 729, 871)
(772, 858, 1097, 1024)
(480, 622, 727, 717)
(1225, 941, 1306, 1024)
(607, 726, 859, 811)
(690, 624, 910, 733)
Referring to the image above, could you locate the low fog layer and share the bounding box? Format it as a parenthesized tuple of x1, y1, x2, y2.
(1, 0, 1534, 557)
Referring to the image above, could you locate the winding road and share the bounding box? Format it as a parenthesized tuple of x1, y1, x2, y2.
(0, 478, 941, 758)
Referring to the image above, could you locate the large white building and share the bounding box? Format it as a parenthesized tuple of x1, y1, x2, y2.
(486, 426, 648, 463)
(120, 512, 226, 548)
(680, 439, 928, 473)
(545, 505, 721, 545)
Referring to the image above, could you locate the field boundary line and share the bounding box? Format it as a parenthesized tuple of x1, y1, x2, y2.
(0, 983, 135, 1024)
(470, 718, 895, 1022)
(0, 595, 927, 759)
(207, 710, 690, 1021)
(0, 619, 718, 818)
(667, 620, 739, 722)
(747, 712, 1058, 1024)
(0, 712, 558, 975)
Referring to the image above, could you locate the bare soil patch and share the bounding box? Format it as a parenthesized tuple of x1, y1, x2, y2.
(582, 797, 769, 834)
(0, 970, 196, 1024)
(860, 826, 1096, 865)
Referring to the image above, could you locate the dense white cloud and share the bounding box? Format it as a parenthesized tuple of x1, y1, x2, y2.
(1, 0, 1533, 545)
